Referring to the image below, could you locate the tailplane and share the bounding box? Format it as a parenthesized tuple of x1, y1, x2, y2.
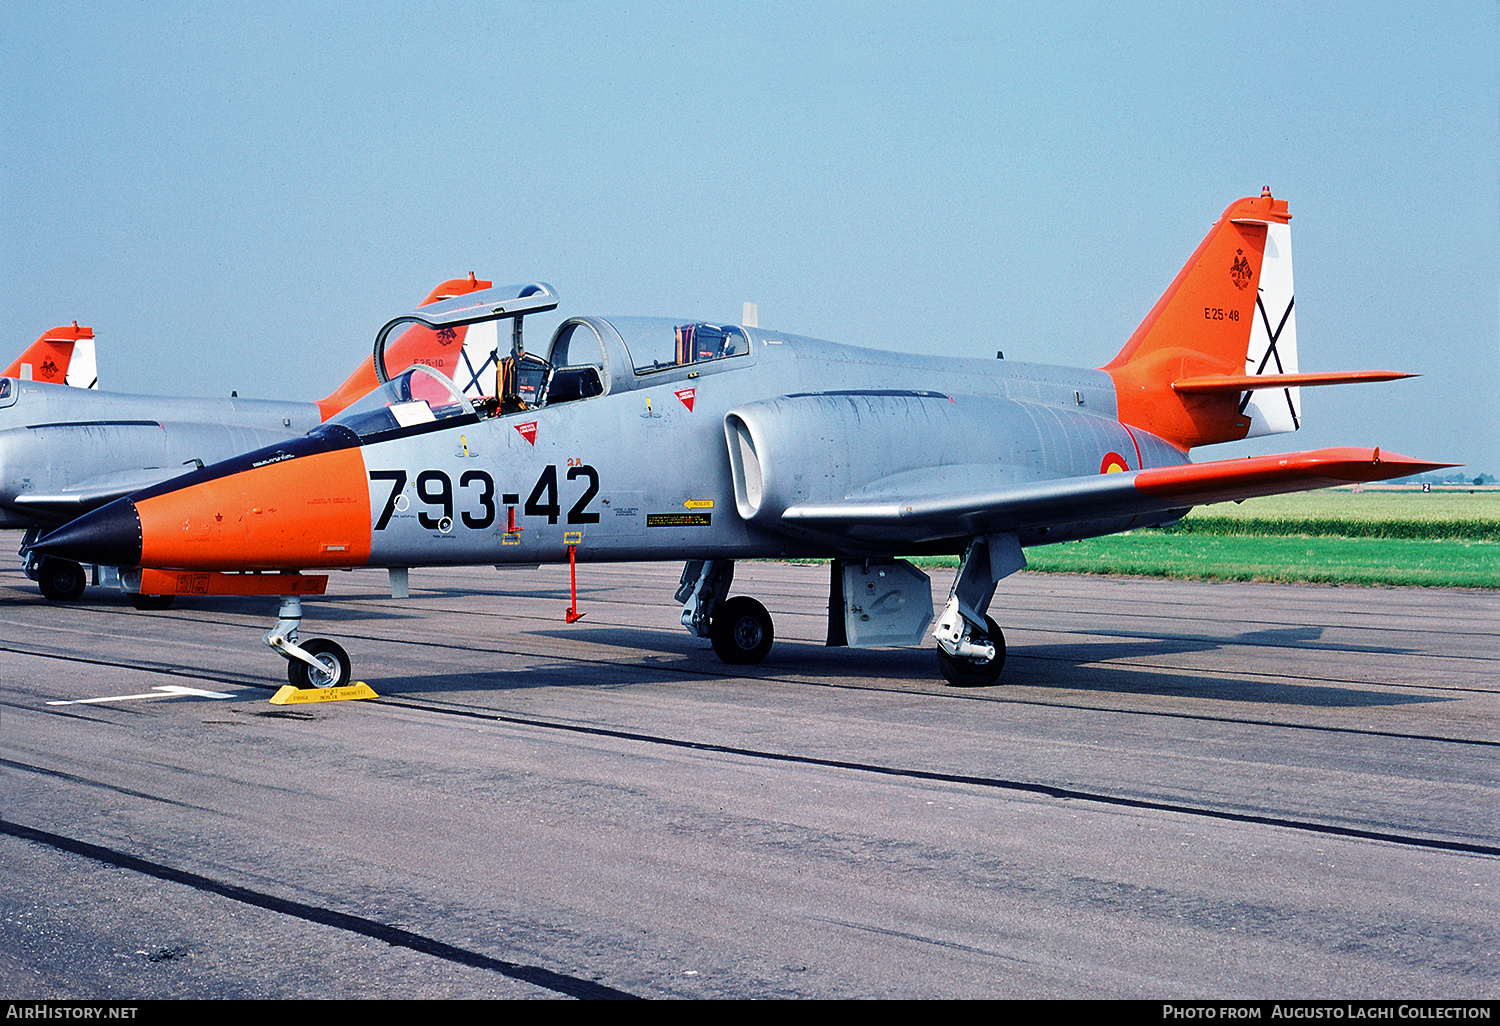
(1103, 190, 1411, 450)
(316, 274, 493, 419)
(5, 323, 97, 388)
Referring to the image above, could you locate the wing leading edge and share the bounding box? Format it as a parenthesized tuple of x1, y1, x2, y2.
(780, 448, 1450, 544)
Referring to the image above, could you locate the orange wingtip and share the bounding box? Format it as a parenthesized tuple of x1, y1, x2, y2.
(1171, 370, 1417, 394)
(1135, 448, 1456, 504)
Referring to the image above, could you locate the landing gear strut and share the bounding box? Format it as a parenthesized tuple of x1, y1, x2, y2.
(264, 596, 351, 689)
(932, 534, 1025, 687)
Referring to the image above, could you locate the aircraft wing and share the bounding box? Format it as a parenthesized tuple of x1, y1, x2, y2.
(6, 466, 197, 521)
(780, 447, 1450, 543)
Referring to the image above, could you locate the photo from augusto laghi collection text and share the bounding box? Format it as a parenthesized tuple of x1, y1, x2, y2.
(1161, 1005, 1494, 1020)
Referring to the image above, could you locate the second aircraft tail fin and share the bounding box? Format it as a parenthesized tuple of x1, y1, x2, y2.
(5, 323, 97, 388)
(1102, 191, 1291, 449)
(316, 274, 493, 420)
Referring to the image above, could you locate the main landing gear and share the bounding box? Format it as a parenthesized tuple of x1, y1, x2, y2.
(264, 595, 352, 689)
(930, 534, 1025, 687)
(935, 613, 1006, 687)
(678, 538, 1024, 686)
(677, 559, 775, 665)
(711, 596, 775, 664)
(37, 556, 87, 602)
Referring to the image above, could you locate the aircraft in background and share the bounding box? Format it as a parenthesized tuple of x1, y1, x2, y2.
(5, 322, 98, 389)
(37, 192, 1443, 686)
(6, 275, 495, 602)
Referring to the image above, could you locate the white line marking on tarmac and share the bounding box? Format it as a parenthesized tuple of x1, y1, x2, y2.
(47, 685, 236, 706)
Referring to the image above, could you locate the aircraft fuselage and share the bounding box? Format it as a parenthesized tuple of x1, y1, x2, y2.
(0, 379, 318, 530)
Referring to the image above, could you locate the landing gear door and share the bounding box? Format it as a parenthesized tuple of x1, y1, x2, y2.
(841, 559, 934, 648)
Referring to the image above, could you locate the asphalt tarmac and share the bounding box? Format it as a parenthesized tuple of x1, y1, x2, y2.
(2, 551, 1496, 999)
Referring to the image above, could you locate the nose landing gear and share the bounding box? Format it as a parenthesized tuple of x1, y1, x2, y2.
(265, 595, 353, 690)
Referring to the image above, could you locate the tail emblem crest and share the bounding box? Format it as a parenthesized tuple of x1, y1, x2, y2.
(1230, 249, 1253, 289)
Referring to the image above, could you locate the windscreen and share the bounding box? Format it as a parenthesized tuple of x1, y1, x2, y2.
(329, 366, 477, 442)
(601, 317, 748, 375)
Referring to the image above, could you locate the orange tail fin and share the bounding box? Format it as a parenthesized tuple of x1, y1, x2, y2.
(1103, 192, 1290, 450)
(5, 322, 96, 387)
(315, 274, 492, 420)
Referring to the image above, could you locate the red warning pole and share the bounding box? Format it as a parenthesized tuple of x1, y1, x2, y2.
(565, 544, 585, 623)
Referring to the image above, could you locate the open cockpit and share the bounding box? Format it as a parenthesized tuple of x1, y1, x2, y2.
(369, 283, 757, 423)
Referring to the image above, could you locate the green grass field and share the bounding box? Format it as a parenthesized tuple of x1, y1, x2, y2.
(1018, 487, 1500, 588)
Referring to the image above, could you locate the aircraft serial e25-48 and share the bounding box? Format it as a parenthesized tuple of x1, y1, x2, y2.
(36, 192, 1446, 688)
(4, 276, 497, 602)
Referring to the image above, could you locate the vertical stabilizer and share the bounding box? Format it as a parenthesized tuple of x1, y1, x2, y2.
(1103, 191, 1292, 450)
(5, 323, 96, 387)
(64, 335, 98, 389)
(315, 275, 492, 420)
(455, 317, 500, 398)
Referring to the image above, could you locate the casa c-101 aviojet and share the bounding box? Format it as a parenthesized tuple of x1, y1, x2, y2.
(37, 191, 1446, 687)
(3, 275, 504, 602)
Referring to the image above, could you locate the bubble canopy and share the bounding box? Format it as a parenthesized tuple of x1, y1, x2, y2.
(328, 366, 478, 442)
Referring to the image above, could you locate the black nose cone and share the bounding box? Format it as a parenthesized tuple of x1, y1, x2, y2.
(33, 499, 143, 568)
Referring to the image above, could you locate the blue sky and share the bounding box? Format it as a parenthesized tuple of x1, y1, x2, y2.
(3, 2, 1495, 469)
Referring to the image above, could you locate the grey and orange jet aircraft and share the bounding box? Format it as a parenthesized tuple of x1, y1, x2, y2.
(36, 192, 1444, 686)
(4, 276, 494, 600)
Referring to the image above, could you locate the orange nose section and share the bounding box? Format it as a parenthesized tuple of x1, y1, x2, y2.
(135, 447, 373, 571)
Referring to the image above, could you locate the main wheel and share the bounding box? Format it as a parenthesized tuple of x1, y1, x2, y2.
(936, 614, 1005, 687)
(129, 594, 175, 610)
(710, 596, 774, 665)
(287, 638, 352, 689)
(38, 557, 87, 602)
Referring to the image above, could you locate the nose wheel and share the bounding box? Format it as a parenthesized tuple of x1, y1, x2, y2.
(265, 596, 354, 689)
(286, 638, 352, 689)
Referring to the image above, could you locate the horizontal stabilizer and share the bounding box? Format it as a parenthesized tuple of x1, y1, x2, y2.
(780, 448, 1452, 544)
(1172, 370, 1415, 394)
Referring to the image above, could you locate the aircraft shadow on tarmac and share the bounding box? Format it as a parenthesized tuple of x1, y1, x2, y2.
(13, 592, 422, 624)
(1008, 626, 1442, 708)
(376, 624, 1441, 709)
